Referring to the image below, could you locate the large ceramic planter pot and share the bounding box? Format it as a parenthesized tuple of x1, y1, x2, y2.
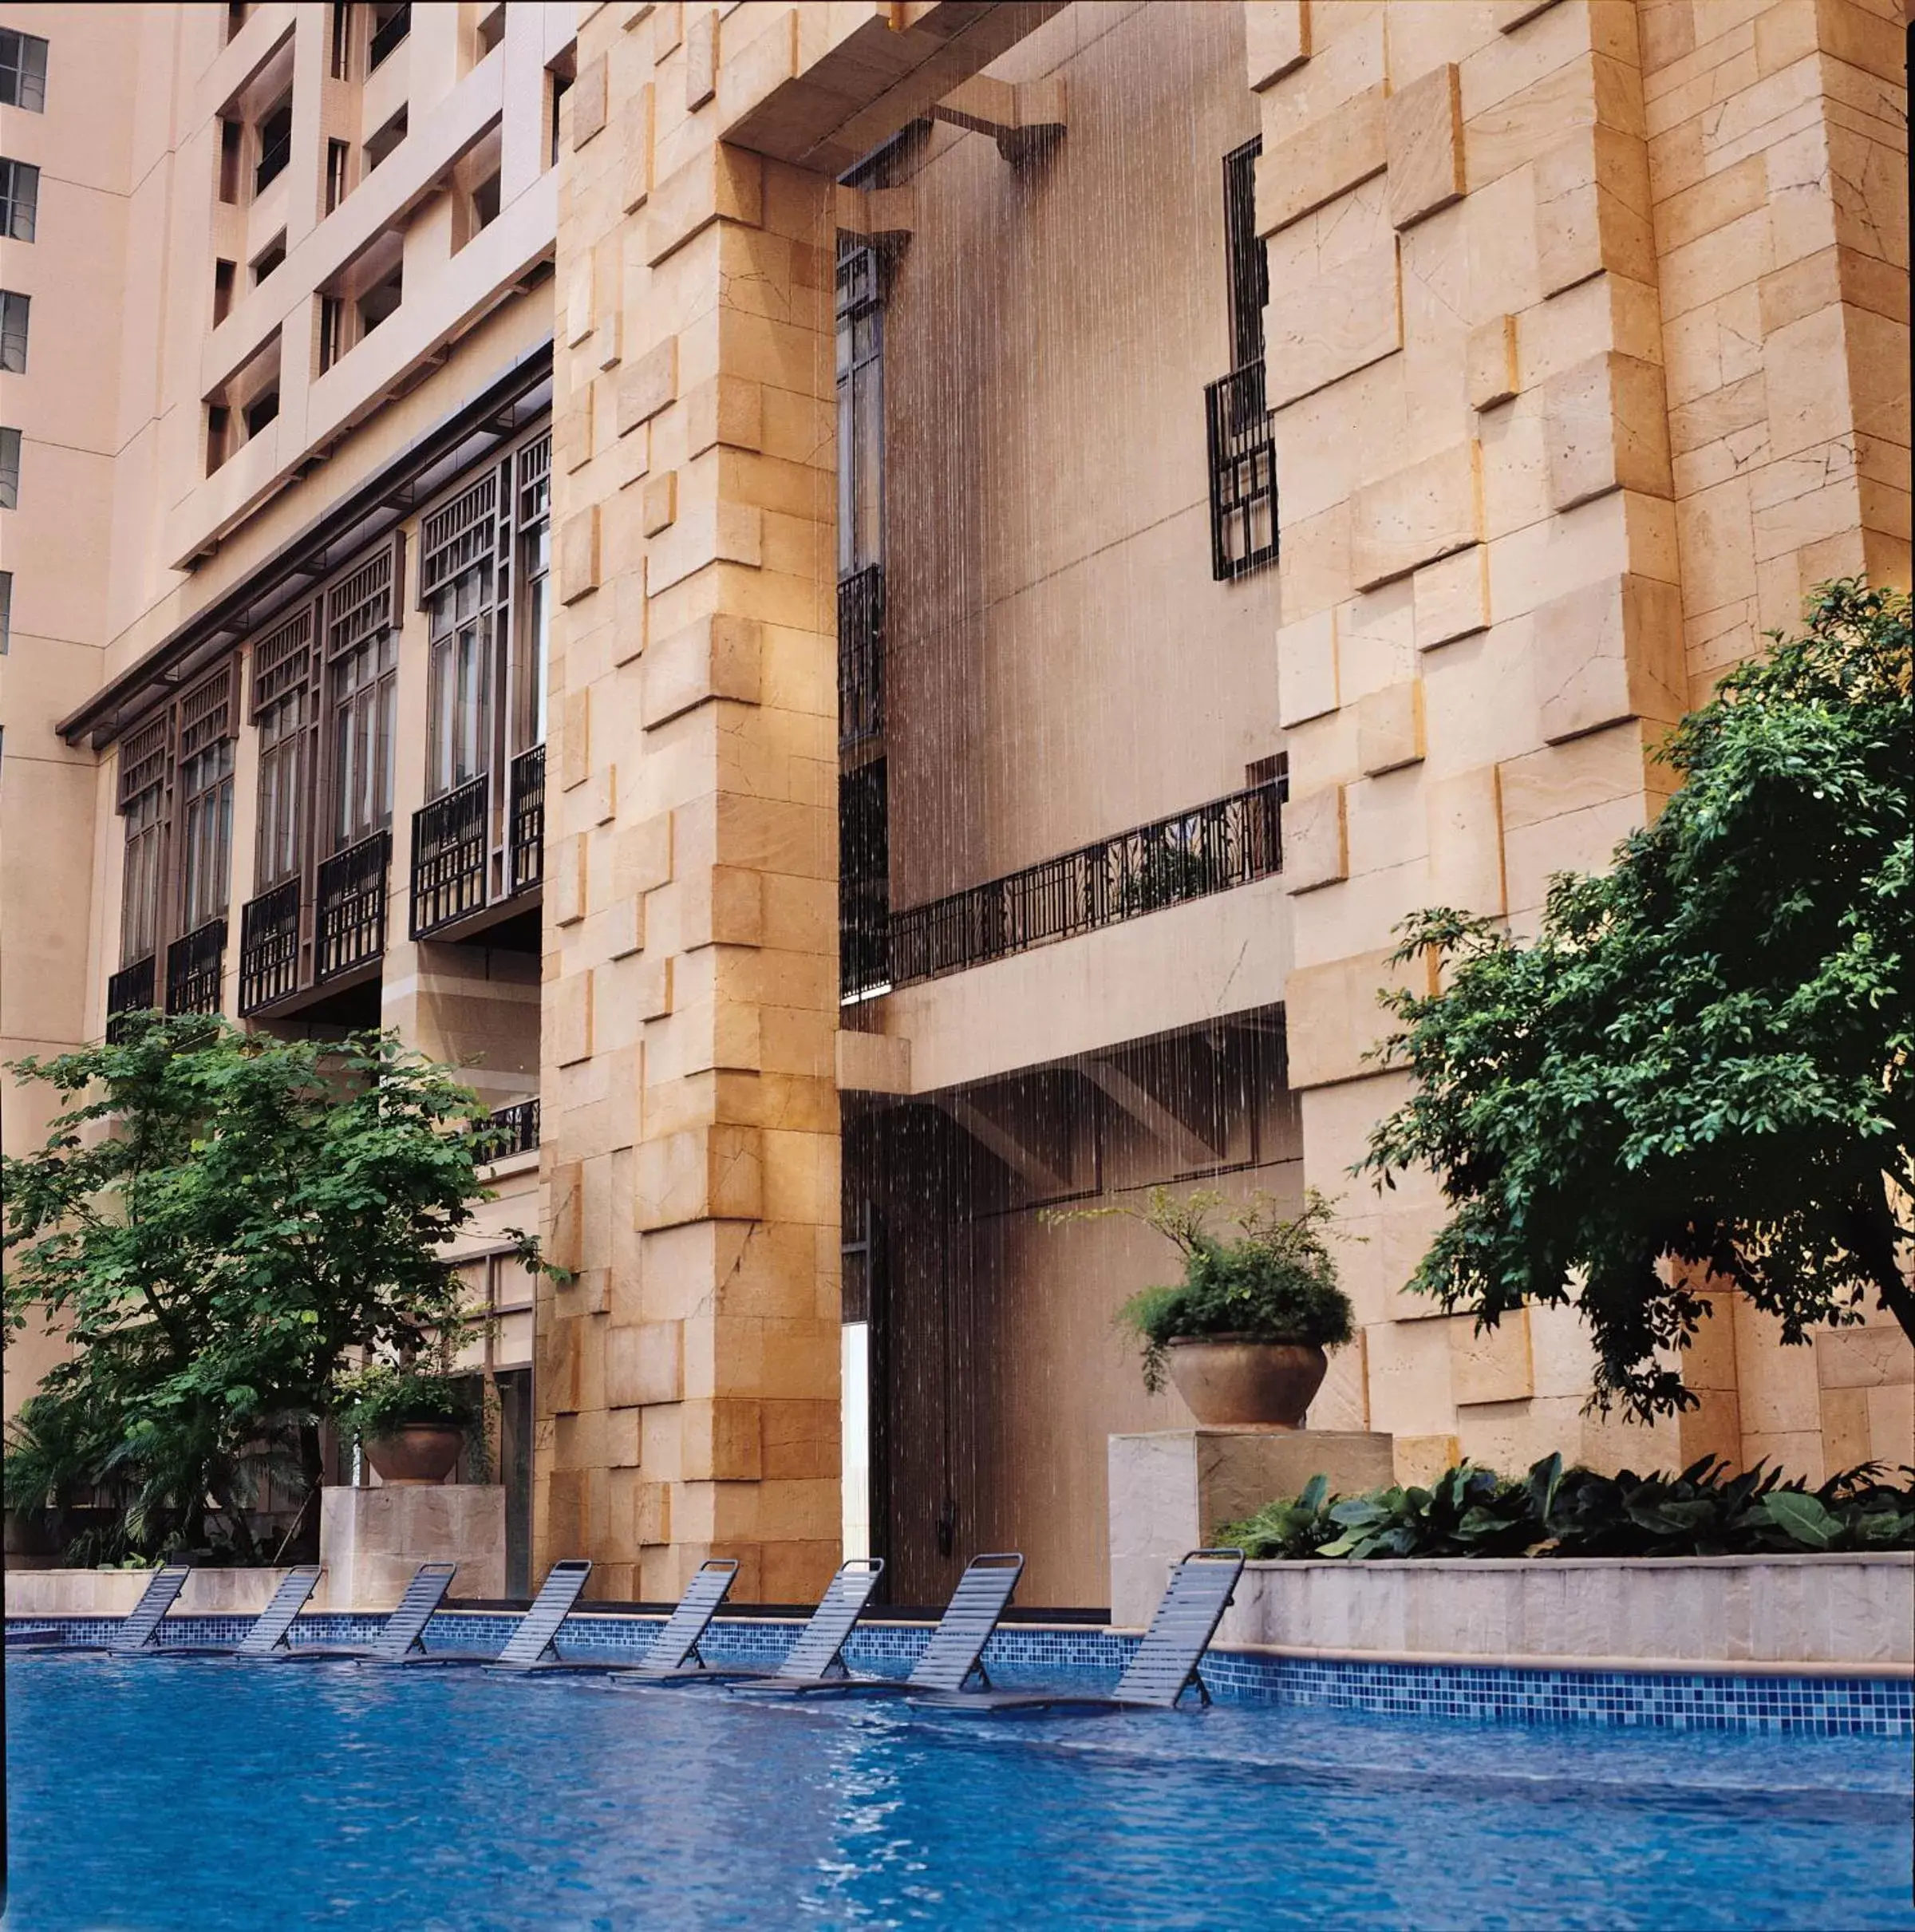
(1166, 1337, 1328, 1428)
(363, 1424, 464, 1486)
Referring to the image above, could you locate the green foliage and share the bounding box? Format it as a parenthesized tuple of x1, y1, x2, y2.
(1047, 1187, 1355, 1393)
(337, 1363, 478, 1445)
(1218, 1455, 1915, 1561)
(1360, 582, 1914, 1420)
(1, 1015, 510, 1559)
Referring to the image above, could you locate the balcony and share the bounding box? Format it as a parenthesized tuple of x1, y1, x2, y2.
(480, 1097, 540, 1161)
(238, 879, 300, 1015)
(105, 956, 156, 1041)
(368, 2, 410, 71)
(316, 830, 391, 982)
(165, 919, 227, 1015)
(410, 775, 488, 938)
(838, 564, 885, 752)
(1204, 359, 1277, 582)
(861, 780, 1284, 999)
(508, 744, 545, 894)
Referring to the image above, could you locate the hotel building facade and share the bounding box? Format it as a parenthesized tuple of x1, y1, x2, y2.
(1, 0, 1907, 1608)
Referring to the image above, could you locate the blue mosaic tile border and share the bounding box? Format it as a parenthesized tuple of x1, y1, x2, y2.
(10, 1611, 1907, 1737)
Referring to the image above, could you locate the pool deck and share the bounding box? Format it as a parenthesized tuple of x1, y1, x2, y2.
(9, 1608, 1909, 1736)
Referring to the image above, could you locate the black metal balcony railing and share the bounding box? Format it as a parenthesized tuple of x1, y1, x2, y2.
(368, 2, 411, 69)
(1204, 358, 1278, 582)
(164, 919, 227, 1016)
(863, 780, 1284, 998)
(105, 956, 156, 1042)
(239, 879, 300, 1015)
(254, 132, 290, 196)
(316, 830, 391, 982)
(478, 1097, 540, 1161)
(410, 775, 488, 938)
(508, 744, 545, 895)
(838, 564, 885, 750)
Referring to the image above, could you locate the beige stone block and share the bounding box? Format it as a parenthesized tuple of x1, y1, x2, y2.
(680, 1399, 763, 1482)
(556, 384, 595, 476)
(558, 508, 601, 605)
(1494, 0, 1561, 27)
(1387, 64, 1464, 231)
(1815, 1326, 1915, 1390)
(621, 83, 656, 213)
(681, 865, 764, 950)
(618, 336, 677, 435)
(835, 1029, 910, 1095)
(611, 560, 648, 667)
(1282, 785, 1348, 894)
(587, 764, 618, 828)
(1351, 441, 1482, 589)
(547, 1161, 583, 1273)
(1467, 314, 1519, 412)
(1277, 606, 1340, 724)
(1499, 720, 1653, 832)
(685, 7, 717, 112)
(1285, 948, 1435, 1090)
(1818, 1382, 1872, 1470)
(1536, 126, 1656, 298)
(573, 53, 609, 149)
(1392, 1434, 1461, 1486)
(1534, 572, 1685, 743)
(1759, 246, 1909, 342)
(685, 375, 764, 456)
(555, 972, 594, 1068)
(1450, 1309, 1535, 1405)
(1365, 1313, 1458, 1437)
(616, 812, 674, 896)
(1545, 353, 1673, 512)
(634, 1124, 764, 1231)
(1256, 82, 1387, 236)
(559, 689, 590, 791)
(604, 896, 643, 962)
(646, 145, 764, 267)
(1413, 544, 1489, 650)
(642, 614, 763, 728)
(552, 832, 588, 926)
(1246, 0, 1311, 91)
(1358, 680, 1425, 775)
(1265, 239, 1403, 411)
(641, 471, 677, 536)
(714, 5, 798, 136)
(1426, 765, 1506, 915)
(635, 957, 674, 1022)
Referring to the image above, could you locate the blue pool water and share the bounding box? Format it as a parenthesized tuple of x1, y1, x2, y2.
(6, 1651, 1912, 1930)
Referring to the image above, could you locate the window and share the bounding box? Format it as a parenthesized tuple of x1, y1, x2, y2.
(325, 138, 349, 214)
(255, 95, 292, 195)
(252, 232, 286, 285)
(368, 2, 410, 72)
(1205, 136, 1277, 582)
(0, 30, 47, 113)
(364, 105, 407, 172)
(0, 569, 11, 652)
(0, 426, 20, 508)
(0, 290, 27, 373)
(318, 294, 345, 373)
(219, 119, 243, 204)
(207, 404, 230, 475)
(470, 169, 500, 237)
(476, 6, 505, 59)
(119, 719, 169, 968)
(328, 551, 399, 849)
(330, 1, 350, 79)
(213, 259, 235, 325)
(244, 386, 279, 437)
(517, 433, 551, 749)
(1223, 138, 1266, 373)
(176, 671, 235, 934)
(253, 611, 313, 891)
(358, 263, 401, 335)
(0, 158, 38, 242)
(547, 68, 571, 169)
(226, 2, 250, 43)
(422, 480, 497, 800)
(835, 240, 884, 579)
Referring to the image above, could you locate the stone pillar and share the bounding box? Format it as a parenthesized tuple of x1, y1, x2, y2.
(539, 6, 843, 1602)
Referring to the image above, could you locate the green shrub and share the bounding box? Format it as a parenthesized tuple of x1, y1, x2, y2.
(337, 1365, 477, 1446)
(1218, 1455, 1915, 1560)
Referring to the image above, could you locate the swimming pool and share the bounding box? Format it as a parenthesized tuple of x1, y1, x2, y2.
(6, 1650, 1912, 1930)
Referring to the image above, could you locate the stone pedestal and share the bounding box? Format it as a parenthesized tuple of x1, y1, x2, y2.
(318, 1484, 505, 1609)
(1108, 1428, 1394, 1628)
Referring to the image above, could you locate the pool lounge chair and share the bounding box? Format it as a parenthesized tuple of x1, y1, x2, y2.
(910, 1548, 1244, 1715)
(139, 1564, 326, 1658)
(367, 1559, 592, 1669)
(609, 1558, 884, 1690)
(259, 1561, 457, 1663)
(109, 1562, 196, 1655)
(511, 1559, 741, 1678)
(733, 1552, 1023, 1700)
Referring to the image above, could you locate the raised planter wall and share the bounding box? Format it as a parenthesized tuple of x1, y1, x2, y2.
(1214, 1552, 1914, 1669)
(6, 1567, 302, 1620)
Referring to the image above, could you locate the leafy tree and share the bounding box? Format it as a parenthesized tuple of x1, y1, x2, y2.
(2, 1016, 503, 1558)
(1360, 581, 1913, 1419)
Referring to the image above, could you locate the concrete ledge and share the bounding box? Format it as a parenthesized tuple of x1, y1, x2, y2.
(1214, 1552, 1914, 1668)
(6, 1567, 302, 1620)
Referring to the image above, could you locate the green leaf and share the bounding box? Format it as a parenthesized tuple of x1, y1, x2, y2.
(1761, 1490, 1838, 1549)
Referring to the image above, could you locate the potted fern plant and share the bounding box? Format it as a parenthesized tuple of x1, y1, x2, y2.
(338, 1363, 476, 1486)
(1051, 1187, 1355, 1427)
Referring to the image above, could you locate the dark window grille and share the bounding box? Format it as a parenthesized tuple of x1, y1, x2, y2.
(316, 828, 390, 981)
(419, 470, 496, 598)
(238, 879, 300, 1014)
(105, 956, 156, 1041)
(409, 773, 488, 937)
(868, 781, 1284, 997)
(369, 3, 410, 70)
(1223, 137, 1266, 371)
(838, 565, 885, 751)
(255, 99, 292, 195)
(839, 761, 891, 999)
(480, 1098, 540, 1160)
(0, 158, 39, 243)
(1205, 360, 1277, 582)
(164, 918, 226, 1015)
(508, 743, 545, 894)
